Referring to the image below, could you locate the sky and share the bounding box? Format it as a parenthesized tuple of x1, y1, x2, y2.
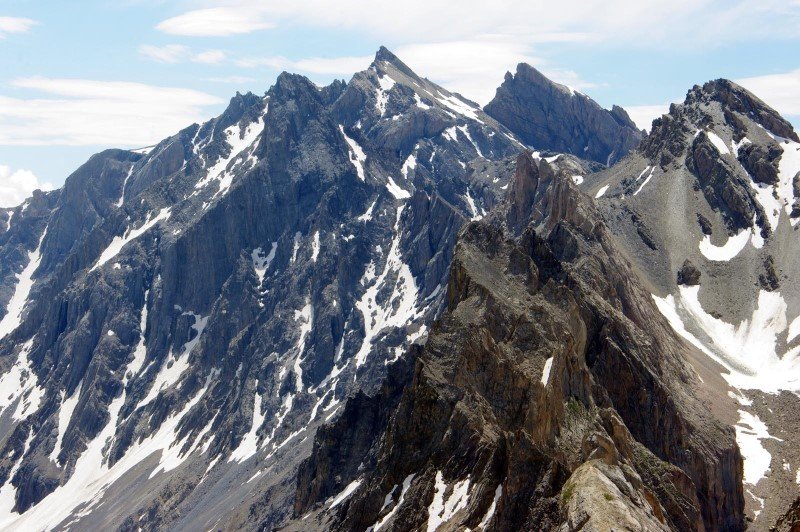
(1, 0, 799, 207)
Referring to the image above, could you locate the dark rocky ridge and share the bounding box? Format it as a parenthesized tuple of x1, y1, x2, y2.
(485, 63, 643, 166)
(290, 154, 744, 531)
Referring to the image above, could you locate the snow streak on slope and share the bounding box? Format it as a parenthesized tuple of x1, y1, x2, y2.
(541, 357, 554, 386)
(229, 386, 266, 463)
(0, 340, 213, 529)
(49, 381, 82, 463)
(354, 205, 420, 367)
(634, 166, 655, 196)
(252, 243, 277, 284)
(368, 473, 416, 532)
(339, 125, 367, 181)
(293, 298, 313, 392)
(374, 74, 395, 116)
(0, 229, 46, 340)
(195, 116, 265, 196)
(0, 340, 43, 421)
(328, 479, 363, 510)
(115, 165, 135, 208)
(123, 290, 150, 387)
(136, 311, 208, 409)
(92, 208, 171, 271)
(426, 472, 471, 532)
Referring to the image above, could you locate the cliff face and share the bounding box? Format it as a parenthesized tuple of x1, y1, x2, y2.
(485, 63, 643, 166)
(291, 154, 744, 531)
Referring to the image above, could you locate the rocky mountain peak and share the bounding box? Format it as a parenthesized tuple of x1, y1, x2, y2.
(485, 63, 643, 166)
(694, 79, 798, 142)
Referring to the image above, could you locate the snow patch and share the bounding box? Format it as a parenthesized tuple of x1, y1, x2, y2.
(426, 472, 471, 532)
(414, 94, 430, 110)
(358, 200, 377, 222)
(92, 208, 171, 271)
(311, 231, 320, 263)
(329, 479, 363, 509)
(402, 153, 417, 179)
(136, 312, 208, 409)
(49, 382, 83, 464)
(293, 299, 313, 392)
(0, 340, 44, 421)
(252, 242, 277, 284)
(0, 229, 46, 340)
(339, 125, 367, 181)
(698, 229, 751, 261)
(375, 75, 396, 116)
(195, 117, 264, 196)
(735, 409, 780, 484)
(478, 484, 503, 530)
(541, 357, 554, 386)
(386, 176, 410, 199)
(595, 185, 609, 198)
(457, 125, 483, 158)
(788, 314, 800, 344)
(634, 166, 655, 196)
(115, 164, 135, 208)
(464, 188, 482, 221)
(354, 206, 420, 367)
(654, 286, 800, 392)
(369, 473, 416, 532)
(228, 387, 266, 462)
(706, 130, 731, 155)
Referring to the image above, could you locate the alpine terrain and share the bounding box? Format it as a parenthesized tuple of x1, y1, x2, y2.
(0, 47, 797, 531)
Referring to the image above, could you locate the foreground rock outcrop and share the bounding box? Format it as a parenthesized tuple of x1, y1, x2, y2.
(290, 154, 744, 531)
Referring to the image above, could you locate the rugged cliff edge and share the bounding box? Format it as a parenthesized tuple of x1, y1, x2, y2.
(290, 153, 744, 531)
(485, 64, 643, 166)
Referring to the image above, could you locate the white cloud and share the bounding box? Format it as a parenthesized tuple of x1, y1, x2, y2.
(236, 54, 372, 75)
(139, 44, 191, 63)
(738, 69, 800, 118)
(158, 1, 800, 44)
(206, 75, 257, 84)
(0, 16, 37, 38)
(0, 166, 53, 208)
(625, 104, 672, 132)
(0, 77, 223, 147)
(139, 44, 227, 65)
(156, 7, 274, 36)
(193, 50, 227, 64)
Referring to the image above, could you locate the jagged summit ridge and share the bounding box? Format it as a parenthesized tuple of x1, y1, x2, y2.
(485, 62, 643, 166)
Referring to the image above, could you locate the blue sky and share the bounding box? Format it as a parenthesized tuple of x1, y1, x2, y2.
(1, 0, 799, 206)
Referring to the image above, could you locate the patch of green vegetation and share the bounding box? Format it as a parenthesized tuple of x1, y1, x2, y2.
(561, 481, 575, 505)
(603, 493, 614, 502)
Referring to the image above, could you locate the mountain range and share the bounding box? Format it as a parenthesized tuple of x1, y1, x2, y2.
(0, 46, 798, 531)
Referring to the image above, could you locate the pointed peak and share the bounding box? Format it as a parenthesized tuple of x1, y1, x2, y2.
(373, 46, 399, 64)
(370, 46, 420, 81)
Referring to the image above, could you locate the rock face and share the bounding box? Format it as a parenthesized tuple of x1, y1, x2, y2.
(290, 154, 744, 532)
(582, 78, 800, 526)
(485, 63, 643, 166)
(0, 48, 605, 530)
